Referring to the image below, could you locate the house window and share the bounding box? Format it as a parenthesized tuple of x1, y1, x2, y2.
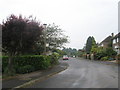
(117, 38, 119, 43)
(113, 39, 116, 44)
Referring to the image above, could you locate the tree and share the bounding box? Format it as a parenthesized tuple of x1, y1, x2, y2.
(62, 48, 78, 57)
(34, 23, 69, 54)
(85, 36, 97, 54)
(2, 14, 43, 75)
(91, 36, 97, 48)
(85, 36, 92, 54)
(46, 23, 68, 49)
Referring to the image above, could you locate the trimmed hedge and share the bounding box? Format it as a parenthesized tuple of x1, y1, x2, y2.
(2, 55, 51, 74)
(17, 65, 35, 74)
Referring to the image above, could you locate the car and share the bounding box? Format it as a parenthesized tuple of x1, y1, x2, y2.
(63, 55, 69, 60)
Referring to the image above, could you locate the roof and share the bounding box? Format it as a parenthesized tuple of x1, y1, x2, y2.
(113, 32, 120, 39)
(100, 36, 112, 44)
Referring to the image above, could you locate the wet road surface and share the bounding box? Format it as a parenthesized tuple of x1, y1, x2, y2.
(27, 58, 118, 88)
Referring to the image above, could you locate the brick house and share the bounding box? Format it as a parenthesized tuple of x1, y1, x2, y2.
(99, 34, 113, 48)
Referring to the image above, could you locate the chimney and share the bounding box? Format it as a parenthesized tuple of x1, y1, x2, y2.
(111, 33, 114, 37)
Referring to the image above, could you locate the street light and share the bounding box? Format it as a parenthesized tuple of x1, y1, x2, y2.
(43, 24, 47, 55)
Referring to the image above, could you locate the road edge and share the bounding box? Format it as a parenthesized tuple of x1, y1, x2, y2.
(13, 65, 68, 88)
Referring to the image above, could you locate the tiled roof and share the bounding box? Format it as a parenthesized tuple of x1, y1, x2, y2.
(100, 36, 112, 44)
(113, 32, 120, 39)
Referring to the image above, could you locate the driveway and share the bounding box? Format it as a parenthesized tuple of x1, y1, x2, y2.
(27, 58, 118, 88)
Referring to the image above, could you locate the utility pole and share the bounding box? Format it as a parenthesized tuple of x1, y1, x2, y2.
(43, 24, 47, 55)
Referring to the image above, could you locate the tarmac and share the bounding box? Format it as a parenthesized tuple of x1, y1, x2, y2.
(2, 60, 68, 89)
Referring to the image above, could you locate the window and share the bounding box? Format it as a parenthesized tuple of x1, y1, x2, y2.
(113, 39, 116, 44)
(117, 38, 119, 43)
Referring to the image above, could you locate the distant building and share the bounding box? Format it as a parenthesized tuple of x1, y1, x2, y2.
(112, 32, 120, 54)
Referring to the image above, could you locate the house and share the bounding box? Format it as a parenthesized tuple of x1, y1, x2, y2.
(99, 33, 114, 48)
(112, 32, 120, 55)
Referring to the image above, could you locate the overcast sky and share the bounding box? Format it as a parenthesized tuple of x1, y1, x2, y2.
(0, 0, 119, 49)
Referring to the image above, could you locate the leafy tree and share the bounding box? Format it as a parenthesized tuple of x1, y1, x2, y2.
(46, 23, 68, 49)
(2, 14, 43, 75)
(62, 48, 78, 57)
(34, 23, 69, 54)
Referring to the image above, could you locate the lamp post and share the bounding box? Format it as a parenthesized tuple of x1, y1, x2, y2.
(43, 24, 47, 55)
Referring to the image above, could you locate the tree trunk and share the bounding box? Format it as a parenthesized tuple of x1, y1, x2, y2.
(7, 53, 14, 75)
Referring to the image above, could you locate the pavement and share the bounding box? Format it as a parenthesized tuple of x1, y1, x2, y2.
(2, 60, 68, 89)
(26, 57, 118, 88)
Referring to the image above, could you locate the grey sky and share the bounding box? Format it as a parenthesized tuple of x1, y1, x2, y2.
(0, 0, 119, 49)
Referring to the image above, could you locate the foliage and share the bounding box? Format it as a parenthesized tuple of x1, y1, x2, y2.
(117, 54, 120, 60)
(85, 36, 97, 54)
(17, 65, 35, 74)
(77, 49, 85, 57)
(52, 48, 66, 57)
(31, 23, 69, 55)
(94, 47, 117, 60)
(101, 56, 109, 61)
(85, 36, 92, 54)
(105, 47, 117, 56)
(49, 53, 59, 65)
(62, 48, 78, 57)
(46, 23, 69, 49)
(2, 14, 43, 55)
(91, 36, 97, 48)
(2, 55, 51, 74)
(2, 14, 43, 75)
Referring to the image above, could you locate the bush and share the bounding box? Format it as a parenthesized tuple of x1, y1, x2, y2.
(2, 55, 51, 74)
(2, 56, 8, 73)
(94, 47, 117, 60)
(101, 56, 109, 61)
(105, 47, 117, 56)
(49, 53, 59, 65)
(16, 65, 35, 74)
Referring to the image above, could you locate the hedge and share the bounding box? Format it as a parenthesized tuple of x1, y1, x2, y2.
(2, 55, 51, 74)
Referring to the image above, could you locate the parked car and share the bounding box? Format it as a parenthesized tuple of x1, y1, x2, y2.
(63, 55, 69, 60)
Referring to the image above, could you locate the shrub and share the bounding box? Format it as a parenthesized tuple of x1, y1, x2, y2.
(105, 47, 117, 56)
(2, 56, 8, 73)
(49, 53, 59, 65)
(4, 66, 16, 76)
(101, 56, 109, 61)
(16, 65, 35, 74)
(94, 47, 117, 60)
(2, 55, 51, 74)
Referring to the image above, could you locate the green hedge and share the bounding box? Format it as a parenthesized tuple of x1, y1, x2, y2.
(49, 52, 59, 65)
(2, 55, 51, 74)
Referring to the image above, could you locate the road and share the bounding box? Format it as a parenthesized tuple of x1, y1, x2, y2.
(27, 58, 118, 88)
